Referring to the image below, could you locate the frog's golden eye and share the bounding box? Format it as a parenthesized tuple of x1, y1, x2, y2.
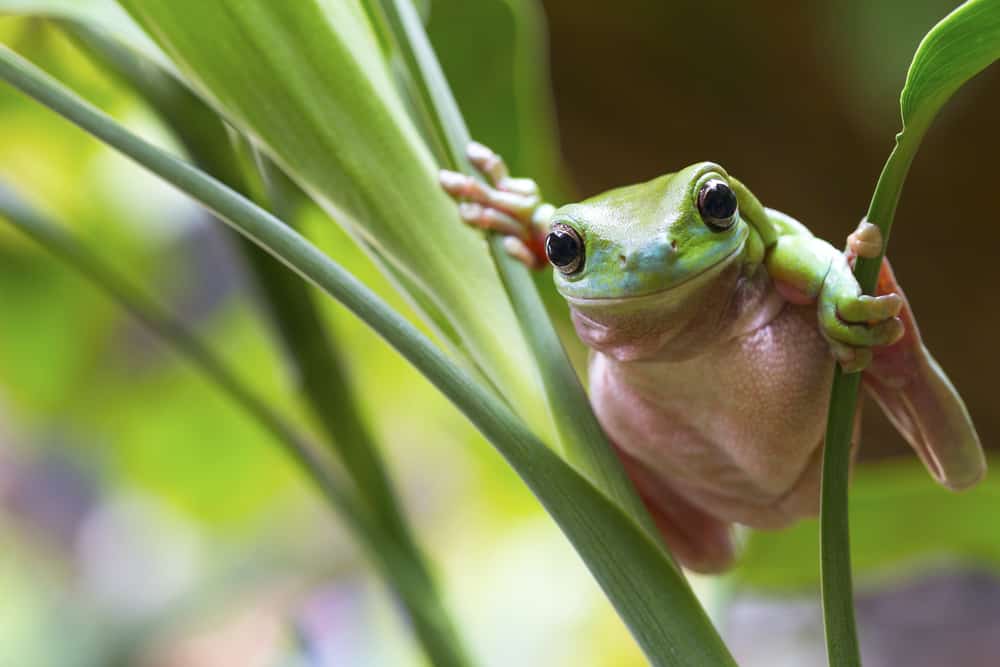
(545, 223, 584, 274)
(697, 179, 738, 231)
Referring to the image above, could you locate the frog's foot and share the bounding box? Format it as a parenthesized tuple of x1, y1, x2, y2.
(820, 219, 901, 372)
(846, 218, 883, 259)
(439, 142, 553, 269)
(818, 254, 905, 373)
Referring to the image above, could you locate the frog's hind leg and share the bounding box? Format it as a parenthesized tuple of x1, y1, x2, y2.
(615, 446, 737, 573)
(849, 224, 986, 490)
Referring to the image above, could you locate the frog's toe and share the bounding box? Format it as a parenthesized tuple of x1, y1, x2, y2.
(837, 292, 903, 323)
(827, 339, 873, 373)
(822, 308, 904, 349)
(438, 168, 539, 221)
(502, 236, 544, 269)
(457, 202, 524, 237)
(467, 141, 542, 195)
(846, 219, 883, 259)
(467, 141, 510, 184)
(498, 176, 540, 197)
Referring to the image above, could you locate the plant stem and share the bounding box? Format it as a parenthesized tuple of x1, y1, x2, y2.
(59, 26, 472, 665)
(371, 0, 664, 547)
(819, 114, 930, 667)
(233, 146, 472, 667)
(0, 44, 734, 665)
(819, 368, 862, 666)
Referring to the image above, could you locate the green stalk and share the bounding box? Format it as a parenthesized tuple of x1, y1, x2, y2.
(58, 25, 472, 666)
(820, 118, 929, 666)
(369, 0, 663, 546)
(0, 44, 734, 665)
(817, 0, 1000, 657)
(233, 145, 472, 667)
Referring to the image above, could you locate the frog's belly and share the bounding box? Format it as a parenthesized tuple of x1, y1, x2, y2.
(589, 303, 835, 530)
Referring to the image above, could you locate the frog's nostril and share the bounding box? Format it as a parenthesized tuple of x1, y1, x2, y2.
(670, 238, 678, 251)
(618, 254, 627, 268)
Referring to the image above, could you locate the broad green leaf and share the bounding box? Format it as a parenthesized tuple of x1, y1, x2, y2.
(51, 24, 470, 665)
(0, 0, 167, 69)
(113, 0, 550, 434)
(0, 1, 471, 372)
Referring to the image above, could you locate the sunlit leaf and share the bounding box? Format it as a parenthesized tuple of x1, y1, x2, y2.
(113, 0, 550, 433)
(0, 0, 166, 68)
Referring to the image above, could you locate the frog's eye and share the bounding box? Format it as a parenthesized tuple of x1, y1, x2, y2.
(697, 179, 738, 231)
(545, 223, 584, 274)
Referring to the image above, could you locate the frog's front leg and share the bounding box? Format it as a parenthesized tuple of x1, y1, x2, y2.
(439, 142, 555, 268)
(764, 216, 904, 373)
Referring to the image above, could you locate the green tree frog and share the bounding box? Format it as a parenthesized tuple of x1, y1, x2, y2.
(440, 143, 986, 573)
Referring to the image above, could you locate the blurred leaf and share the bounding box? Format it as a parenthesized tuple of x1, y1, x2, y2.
(426, 0, 568, 199)
(0, 44, 738, 666)
(0, 184, 341, 526)
(736, 458, 1000, 591)
(0, 0, 166, 68)
(55, 24, 471, 661)
(816, 0, 960, 128)
(0, 250, 113, 410)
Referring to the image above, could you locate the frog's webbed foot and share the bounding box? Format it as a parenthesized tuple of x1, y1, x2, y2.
(439, 142, 554, 269)
(819, 271, 904, 373)
(818, 219, 904, 372)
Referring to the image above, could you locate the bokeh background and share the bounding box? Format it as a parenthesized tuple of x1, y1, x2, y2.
(1, 1, 998, 665)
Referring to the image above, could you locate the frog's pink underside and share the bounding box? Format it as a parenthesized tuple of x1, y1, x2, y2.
(590, 258, 984, 573)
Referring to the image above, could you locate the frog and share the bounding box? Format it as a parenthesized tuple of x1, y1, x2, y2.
(440, 142, 986, 573)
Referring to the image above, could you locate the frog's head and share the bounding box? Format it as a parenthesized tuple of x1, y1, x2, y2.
(546, 162, 755, 361)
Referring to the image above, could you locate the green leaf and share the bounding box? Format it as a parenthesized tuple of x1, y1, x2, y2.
(901, 0, 1000, 131)
(0, 45, 736, 666)
(855, 0, 1000, 291)
(370, 0, 663, 555)
(820, 2, 1000, 665)
(0, 180, 364, 549)
(112, 0, 551, 436)
(737, 458, 1000, 592)
(50, 23, 471, 665)
(0, 0, 168, 69)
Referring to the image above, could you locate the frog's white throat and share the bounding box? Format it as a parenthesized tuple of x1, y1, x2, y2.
(565, 250, 782, 363)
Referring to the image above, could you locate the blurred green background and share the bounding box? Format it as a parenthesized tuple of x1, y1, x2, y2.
(1, 1, 998, 665)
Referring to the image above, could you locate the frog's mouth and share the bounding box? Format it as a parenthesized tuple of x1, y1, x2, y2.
(560, 240, 745, 310)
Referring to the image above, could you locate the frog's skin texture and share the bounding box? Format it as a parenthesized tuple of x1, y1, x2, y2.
(440, 143, 986, 573)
